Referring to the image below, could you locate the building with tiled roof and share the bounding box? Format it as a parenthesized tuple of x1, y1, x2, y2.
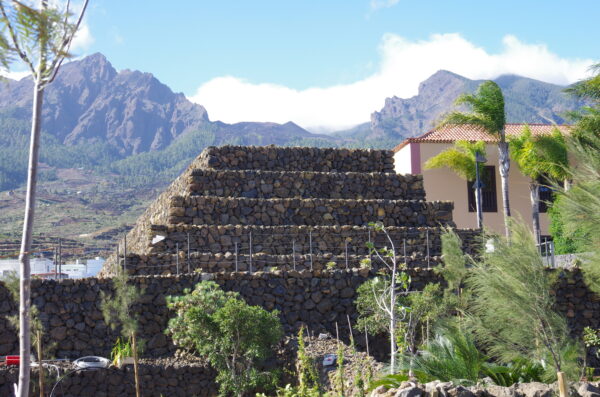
(393, 123, 570, 236)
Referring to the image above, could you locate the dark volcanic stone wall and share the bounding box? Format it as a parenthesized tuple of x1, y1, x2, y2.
(0, 268, 597, 361)
(0, 362, 218, 397)
(197, 145, 396, 172)
(189, 169, 425, 200)
(167, 196, 454, 227)
(148, 225, 481, 256)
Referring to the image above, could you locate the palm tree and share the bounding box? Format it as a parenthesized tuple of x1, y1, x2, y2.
(509, 126, 568, 245)
(440, 81, 511, 237)
(424, 140, 487, 228)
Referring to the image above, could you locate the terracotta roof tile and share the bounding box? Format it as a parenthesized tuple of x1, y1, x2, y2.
(392, 123, 571, 152)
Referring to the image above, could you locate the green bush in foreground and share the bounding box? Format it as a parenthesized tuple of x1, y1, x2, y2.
(166, 281, 283, 397)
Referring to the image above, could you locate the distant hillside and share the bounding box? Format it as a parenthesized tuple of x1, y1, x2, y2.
(0, 53, 337, 192)
(361, 70, 585, 145)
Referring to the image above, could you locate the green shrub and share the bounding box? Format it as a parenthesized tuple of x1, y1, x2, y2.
(166, 281, 283, 397)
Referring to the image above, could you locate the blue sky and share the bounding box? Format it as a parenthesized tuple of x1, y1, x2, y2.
(43, 1, 600, 130)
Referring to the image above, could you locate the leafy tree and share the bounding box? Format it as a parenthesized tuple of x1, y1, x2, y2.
(166, 281, 283, 397)
(101, 267, 143, 397)
(424, 140, 487, 228)
(440, 81, 512, 237)
(509, 125, 568, 244)
(0, 1, 89, 395)
(467, 220, 581, 382)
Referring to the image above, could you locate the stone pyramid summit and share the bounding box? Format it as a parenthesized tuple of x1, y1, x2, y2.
(101, 145, 478, 276)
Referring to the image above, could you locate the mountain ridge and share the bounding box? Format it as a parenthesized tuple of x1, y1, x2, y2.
(364, 69, 584, 145)
(0, 53, 326, 156)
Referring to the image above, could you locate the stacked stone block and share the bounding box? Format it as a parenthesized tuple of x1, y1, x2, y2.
(102, 145, 475, 276)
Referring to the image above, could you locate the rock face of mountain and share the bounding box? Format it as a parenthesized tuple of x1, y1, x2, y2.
(0, 53, 322, 155)
(369, 70, 584, 142)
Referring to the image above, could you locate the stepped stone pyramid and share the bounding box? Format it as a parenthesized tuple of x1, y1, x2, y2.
(101, 145, 478, 276)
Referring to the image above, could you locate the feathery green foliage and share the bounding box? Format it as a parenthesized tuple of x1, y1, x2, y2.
(556, 63, 600, 293)
(101, 267, 142, 339)
(509, 126, 568, 181)
(437, 228, 469, 294)
(548, 196, 586, 254)
(440, 81, 506, 138)
(467, 220, 581, 379)
(424, 140, 486, 181)
(166, 281, 283, 397)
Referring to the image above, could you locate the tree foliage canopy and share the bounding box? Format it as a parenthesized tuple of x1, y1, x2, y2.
(509, 125, 568, 181)
(440, 81, 506, 138)
(424, 140, 486, 181)
(166, 281, 283, 397)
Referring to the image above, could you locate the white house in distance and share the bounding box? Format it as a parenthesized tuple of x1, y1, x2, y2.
(0, 256, 105, 279)
(393, 123, 570, 236)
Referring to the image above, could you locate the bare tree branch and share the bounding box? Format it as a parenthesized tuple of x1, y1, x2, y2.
(43, 0, 88, 85)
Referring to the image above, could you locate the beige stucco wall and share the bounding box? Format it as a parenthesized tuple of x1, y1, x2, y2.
(395, 142, 550, 235)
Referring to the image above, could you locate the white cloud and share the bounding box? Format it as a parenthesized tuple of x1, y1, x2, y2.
(0, 69, 30, 81)
(189, 33, 595, 132)
(370, 0, 400, 10)
(71, 22, 94, 52)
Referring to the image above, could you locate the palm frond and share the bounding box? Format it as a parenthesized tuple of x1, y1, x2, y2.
(424, 140, 486, 181)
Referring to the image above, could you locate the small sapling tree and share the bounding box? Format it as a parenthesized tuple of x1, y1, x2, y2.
(101, 267, 143, 397)
(166, 281, 283, 397)
(359, 221, 410, 374)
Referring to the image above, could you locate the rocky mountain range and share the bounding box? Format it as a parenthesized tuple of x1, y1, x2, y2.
(359, 70, 585, 144)
(0, 53, 327, 156)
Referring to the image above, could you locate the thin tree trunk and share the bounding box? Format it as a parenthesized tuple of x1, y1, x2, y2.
(498, 140, 511, 237)
(18, 79, 44, 397)
(530, 181, 541, 246)
(37, 330, 44, 397)
(389, 261, 397, 374)
(132, 331, 141, 397)
(473, 153, 484, 229)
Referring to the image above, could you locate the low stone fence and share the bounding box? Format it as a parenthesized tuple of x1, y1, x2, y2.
(117, 252, 445, 275)
(167, 196, 455, 227)
(189, 169, 425, 200)
(197, 145, 395, 173)
(0, 360, 218, 397)
(147, 224, 481, 257)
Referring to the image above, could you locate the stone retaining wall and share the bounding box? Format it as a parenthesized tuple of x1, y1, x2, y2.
(0, 361, 218, 397)
(167, 196, 455, 227)
(148, 225, 481, 257)
(0, 268, 598, 361)
(197, 145, 395, 172)
(118, 252, 445, 275)
(189, 169, 425, 200)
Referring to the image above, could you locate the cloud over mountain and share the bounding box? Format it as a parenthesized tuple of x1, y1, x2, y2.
(189, 33, 594, 132)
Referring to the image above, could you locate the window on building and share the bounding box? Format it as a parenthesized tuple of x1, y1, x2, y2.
(538, 175, 555, 213)
(467, 165, 497, 212)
